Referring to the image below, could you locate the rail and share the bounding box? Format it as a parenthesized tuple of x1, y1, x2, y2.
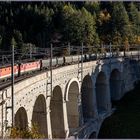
(0, 50, 139, 90)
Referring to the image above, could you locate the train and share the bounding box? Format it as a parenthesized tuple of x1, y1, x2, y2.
(0, 51, 139, 81)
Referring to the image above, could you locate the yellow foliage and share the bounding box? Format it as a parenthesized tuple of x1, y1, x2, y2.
(10, 123, 44, 139)
(124, 38, 129, 51)
(99, 10, 111, 23)
(133, 35, 140, 44)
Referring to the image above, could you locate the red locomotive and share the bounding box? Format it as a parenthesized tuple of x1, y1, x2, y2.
(0, 60, 41, 80)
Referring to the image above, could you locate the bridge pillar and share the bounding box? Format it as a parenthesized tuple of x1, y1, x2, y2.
(92, 77, 99, 118)
(81, 75, 96, 123)
(78, 93, 83, 126)
(95, 72, 111, 115)
(110, 69, 122, 101)
(106, 79, 112, 113)
(62, 98, 69, 138)
(46, 97, 52, 139)
(120, 78, 126, 99)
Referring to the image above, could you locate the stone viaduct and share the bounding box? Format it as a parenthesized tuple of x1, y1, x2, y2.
(0, 55, 139, 139)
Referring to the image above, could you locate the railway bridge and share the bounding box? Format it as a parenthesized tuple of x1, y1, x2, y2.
(0, 56, 139, 139)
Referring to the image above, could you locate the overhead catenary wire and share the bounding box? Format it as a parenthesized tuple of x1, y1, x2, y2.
(0, 43, 139, 66)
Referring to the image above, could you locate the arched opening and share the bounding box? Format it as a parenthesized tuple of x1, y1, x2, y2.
(95, 72, 108, 114)
(98, 117, 112, 138)
(110, 69, 121, 101)
(15, 107, 28, 130)
(66, 81, 79, 134)
(81, 75, 95, 122)
(32, 94, 48, 138)
(89, 131, 97, 139)
(50, 86, 65, 138)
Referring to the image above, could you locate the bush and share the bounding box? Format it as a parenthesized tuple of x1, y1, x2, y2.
(10, 123, 44, 139)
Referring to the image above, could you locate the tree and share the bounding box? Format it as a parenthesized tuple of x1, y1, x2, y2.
(128, 2, 140, 44)
(84, 1, 100, 15)
(0, 2, 140, 52)
(61, 4, 99, 46)
(13, 30, 23, 51)
(61, 4, 81, 44)
(111, 2, 133, 46)
(97, 9, 111, 44)
(81, 7, 99, 46)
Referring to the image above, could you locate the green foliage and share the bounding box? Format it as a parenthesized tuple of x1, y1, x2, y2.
(128, 2, 140, 44)
(61, 4, 99, 46)
(111, 2, 133, 46)
(81, 7, 98, 45)
(11, 37, 16, 47)
(84, 1, 100, 15)
(0, 2, 139, 51)
(97, 9, 111, 44)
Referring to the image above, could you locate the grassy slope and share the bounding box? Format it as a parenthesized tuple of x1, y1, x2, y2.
(98, 84, 140, 138)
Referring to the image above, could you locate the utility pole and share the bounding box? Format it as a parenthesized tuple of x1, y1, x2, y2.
(109, 42, 112, 59)
(138, 23, 140, 60)
(68, 42, 71, 55)
(50, 44, 53, 95)
(11, 39, 15, 127)
(29, 44, 32, 60)
(81, 43, 83, 81)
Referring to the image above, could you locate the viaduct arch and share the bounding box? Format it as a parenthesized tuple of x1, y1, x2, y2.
(50, 86, 65, 138)
(81, 75, 95, 122)
(95, 71, 109, 114)
(66, 80, 79, 135)
(32, 94, 48, 137)
(0, 57, 135, 139)
(15, 107, 28, 130)
(110, 69, 121, 101)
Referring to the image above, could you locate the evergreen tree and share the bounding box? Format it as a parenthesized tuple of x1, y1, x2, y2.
(81, 7, 99, 46)
(111, 2, 133, 46)
(98, 9, 111, 44)
(61, 4, 99, 46)
(84, 1, 100, 15)
(128, 2, 140, 44)
(13, 30, 24, 51)
(0, 1, 139, 52)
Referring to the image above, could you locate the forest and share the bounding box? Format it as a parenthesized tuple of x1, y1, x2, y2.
(0, 1, 140, 54)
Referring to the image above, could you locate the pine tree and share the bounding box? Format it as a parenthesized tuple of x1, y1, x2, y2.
(128, 2, 140, 44)
(111, 2, 133, 46)
(81, 7, 99, 46)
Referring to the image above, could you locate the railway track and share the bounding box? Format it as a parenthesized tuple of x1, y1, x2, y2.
(0, 54, 139, 91)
